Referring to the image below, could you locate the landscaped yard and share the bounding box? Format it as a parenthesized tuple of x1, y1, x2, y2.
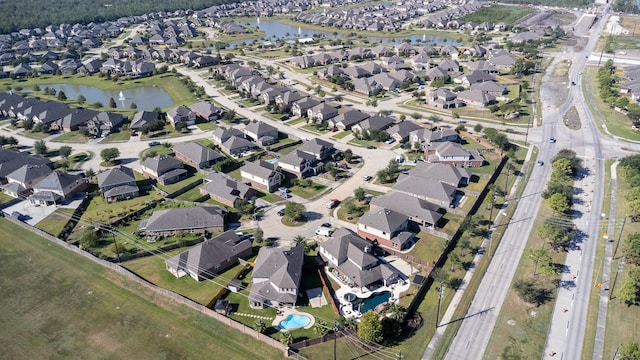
(52, 130, 90, 143)
(122, 247, 246, 305)
(196, 121, 218, 131)
(286, 179, 328, 200)
(173, 186, 207, 202)
(0, 192, 14, 205)
(34, 208, 75, 237)
(331, 130, 352, 139)
(78, 191, 163, 225)
(0, 219, 284, 360)
(157, 171, 204, 195)
(101, 130, 131, 143)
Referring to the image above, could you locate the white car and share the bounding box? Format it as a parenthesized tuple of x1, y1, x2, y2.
(363, 175, 372, 181)
(385, 138, 395, 144)
(315, 227, 332, 237)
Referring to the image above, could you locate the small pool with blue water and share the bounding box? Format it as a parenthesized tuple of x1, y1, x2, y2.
(278, 314, 311, 330)
(357, 291, 391, 314)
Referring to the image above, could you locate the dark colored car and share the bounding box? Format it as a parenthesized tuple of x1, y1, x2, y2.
(277, 209, 285, 216)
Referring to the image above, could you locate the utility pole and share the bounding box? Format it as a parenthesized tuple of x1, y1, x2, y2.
(613, 216, 626, 260)
(436, 283, 445, 328)
(111, 231, 121, 263)
(333, 322, 339, 360)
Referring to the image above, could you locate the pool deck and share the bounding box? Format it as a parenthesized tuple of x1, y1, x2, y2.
(272, 307, 316, 331)
(331, 268, 411, 319)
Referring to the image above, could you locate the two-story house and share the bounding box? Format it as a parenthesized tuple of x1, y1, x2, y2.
(28, 171, 87, 206)
(167, 106, 196, 127)
(307, 103, 338, 123)
(249, 243, 304, 309)
(240, 160, 284, 193)
(173, 142, 224, 171)
(200, 171, 256, 207)
(140, 154, 187, 185)
(243, 121, 278, 146)
(96, 166, 139, 202)
(357, 208, 413, 250)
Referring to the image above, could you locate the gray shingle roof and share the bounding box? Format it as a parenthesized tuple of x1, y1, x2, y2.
(249, 243, 304, 305)
(165, 230, 251, 280)
(97, 166, 136, 189)
(6, 164, 52, 184)
(142, 206, 226, 232)
(241, 160, 279, 179)
(141, 154, 183, 175)
(359, 208, 408, 233)
(173, 142, 224, 165)
(370, 192, 442, 226)
(393, 174, 456, 205)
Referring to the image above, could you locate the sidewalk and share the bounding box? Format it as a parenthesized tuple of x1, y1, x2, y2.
(423, 145, 534, 359)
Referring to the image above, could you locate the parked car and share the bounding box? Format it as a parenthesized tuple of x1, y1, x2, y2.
(320, 223, 331, 228)
(148, 141, 160, 147)
(277, 209, 285, 216)
(366, 145, 377, 149)
(326, 199, 340, 209)
(385, 138, 395, 144)
(278, 187, 290, 193)
(363, 175, 372, 181)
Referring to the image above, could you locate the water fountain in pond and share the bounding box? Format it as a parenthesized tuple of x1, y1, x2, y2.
(298, 27, 301, 36)
(118, 91, 125, 101)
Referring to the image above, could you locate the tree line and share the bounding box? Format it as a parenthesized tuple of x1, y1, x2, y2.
(0, 0, 238, 34)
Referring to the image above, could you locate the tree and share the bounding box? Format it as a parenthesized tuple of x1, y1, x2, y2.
(253, 319, 266, 334)
(280, 331, 294, 346)
(130, 102, 137, 109)
(284, 201, 305, 222)
(22, 118, 34, 130)
(547, 193, 570, 215)
(253, 228, 264, 245)
(358, 311, 383, 344)
(619, 341, 640, 360)
(34, 140, 47, 155)
(100, 147, 120, 164)
(474, 123, 483, 133)
(109, 97, 117, 108)
(314, 321, 330, 337)
(528, 248, 552, 275)
(79, 227, 99, 248)
(354, 187, 366, 202)
(617, 267, 640, 306)
(514, 278, 542, 305)
(85, 168, 95, 179)
(343, 148, 353, 163)
(57, 90, 67, 101)
(430, 267, 450, 285)
(58, 145, 73, 158)
(623, 232, 640, 266)
(77, 95, 86, 105)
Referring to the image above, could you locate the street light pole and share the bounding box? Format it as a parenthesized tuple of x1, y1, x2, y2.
(436, 283, 445, 328)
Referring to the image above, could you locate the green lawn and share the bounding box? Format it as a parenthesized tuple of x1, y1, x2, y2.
(122, 247, 245, 305)
(34, 208, 75, 237)
(21, 130, 50, 139)
(173, 186, 207, 202)
(460, 5, 535, 25)
(287, 181, 328, 200)
(0, 192, 14, 205)
(196, 121, 218, 131)
(51, 130, 90, 143)
(140, 144, 174, 159)
(331, 130, 352, 139)
(101, 130, 131, 143)
(70, 151, 93, 169)
(285, 117, 305, 126)
(79, 192, 163, 225)
(157, 172, 205, 195)
(0, 219, 284, 360)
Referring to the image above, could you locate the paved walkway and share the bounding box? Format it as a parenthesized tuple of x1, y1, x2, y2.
(592, 161, 619, 360)
(423, 145, 534, 359)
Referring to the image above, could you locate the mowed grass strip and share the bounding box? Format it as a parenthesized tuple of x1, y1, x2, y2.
(0, 219, 284, 360)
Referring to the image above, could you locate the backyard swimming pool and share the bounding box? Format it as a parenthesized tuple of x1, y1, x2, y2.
(357, 291, 391, 314)
(278, 314, 311, 330)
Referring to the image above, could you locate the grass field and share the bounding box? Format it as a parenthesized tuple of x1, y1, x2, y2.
(460, 4, 535, 25)
(101, 130, 131, 143)
(0, 219, 285, 359)
(52, 130, 90, 143)
(34, 208, 76, 237)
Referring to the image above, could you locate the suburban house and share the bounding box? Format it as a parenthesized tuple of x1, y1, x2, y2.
(392, 174, 458, 207)
(385, 121, 423, 142)
(425, 142, 485, 168)
(470, 81, 507, 96)
(130, 110, 160, 130)
(1, 164, 53, 198)
(212, 127, 254, 157)
(457, 90, 496, 108)
(327, 109, 370, 130)
(351, 115, 395, 138)
(86, 111, 125, 137)
(140, 154, 187, 185)
(409, 128, 461, 148)
(138, 206, 226, 236)
(292, 97, 320, 118)
(165, 230, 252, 281)
(249, 243, 304, 309)
(307, 103, 338, 123)
(28, 171, 87, 206)
(357, 208, 414, 250)
(200, 171, 256, 207)
(409, 162, 472, 187)
(96, 166, 140, 202)
(297, 138, 334, 160)
(240, 160, 284, 193)
(428, 88, 464, 109)
(173, 142, 224, 170)
(319, 228, 401, 292)
(0, 149, 51, 185)
(243, 121, 278, 146)
(190, 101, 225, 121)
(370, 192, 443, 229)
(167, 106, 196, 127)
(278, 150, 322, 179)
(352, 77, 383, 96)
